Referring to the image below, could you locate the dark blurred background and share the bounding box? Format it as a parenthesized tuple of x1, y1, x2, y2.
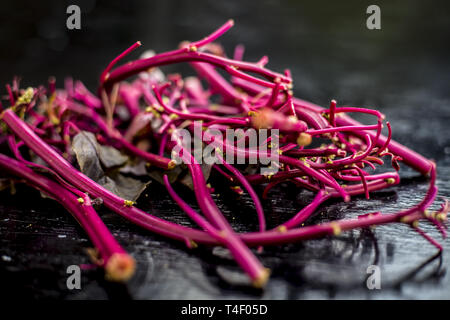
(1, 0, 449, 100)
(1, 0, 450, 299)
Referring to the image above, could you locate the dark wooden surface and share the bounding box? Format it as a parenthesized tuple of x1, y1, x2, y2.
(1, 0, 450, 299)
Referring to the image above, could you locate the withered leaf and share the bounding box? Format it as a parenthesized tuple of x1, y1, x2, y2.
(147, 164, 183, 185)
(72, 131, 150, 201)
(73, 131, 128, 171)
(120, 159, 148, 176)
(179, 163, 213, 190)
(147, 162, 212, 191)
(98, 172, 150, 202)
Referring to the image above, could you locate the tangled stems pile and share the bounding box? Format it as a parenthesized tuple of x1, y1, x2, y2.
(0, 20, 447, 287)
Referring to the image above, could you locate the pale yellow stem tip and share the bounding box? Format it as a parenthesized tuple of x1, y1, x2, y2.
(105, 253, 136, 282)
(252, 268, 271, 289)
(297, 132, 312, 147)
(168, 160, 177, 170)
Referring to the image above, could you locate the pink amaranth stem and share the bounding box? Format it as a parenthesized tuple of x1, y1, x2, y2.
(216, 153, 266, 232)
(170, 124, 270, 287)
(0, 153, 135, 281)
(7, 105, 437, 249)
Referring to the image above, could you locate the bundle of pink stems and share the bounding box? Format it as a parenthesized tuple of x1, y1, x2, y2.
(0, 20, 447, 287)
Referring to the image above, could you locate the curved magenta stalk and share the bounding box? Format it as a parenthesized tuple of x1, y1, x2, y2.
(171, 130, 270, 287)
(1, 108, 215, 245)
(0, 153, 135, 281)
(100, 41, 142, 84)
(216, 153, 266, 232)
(231, 76, 432, 175)
(103, 41, 290, 90)
(64, 99, 174, 169)
(292, 97, 433, 175)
